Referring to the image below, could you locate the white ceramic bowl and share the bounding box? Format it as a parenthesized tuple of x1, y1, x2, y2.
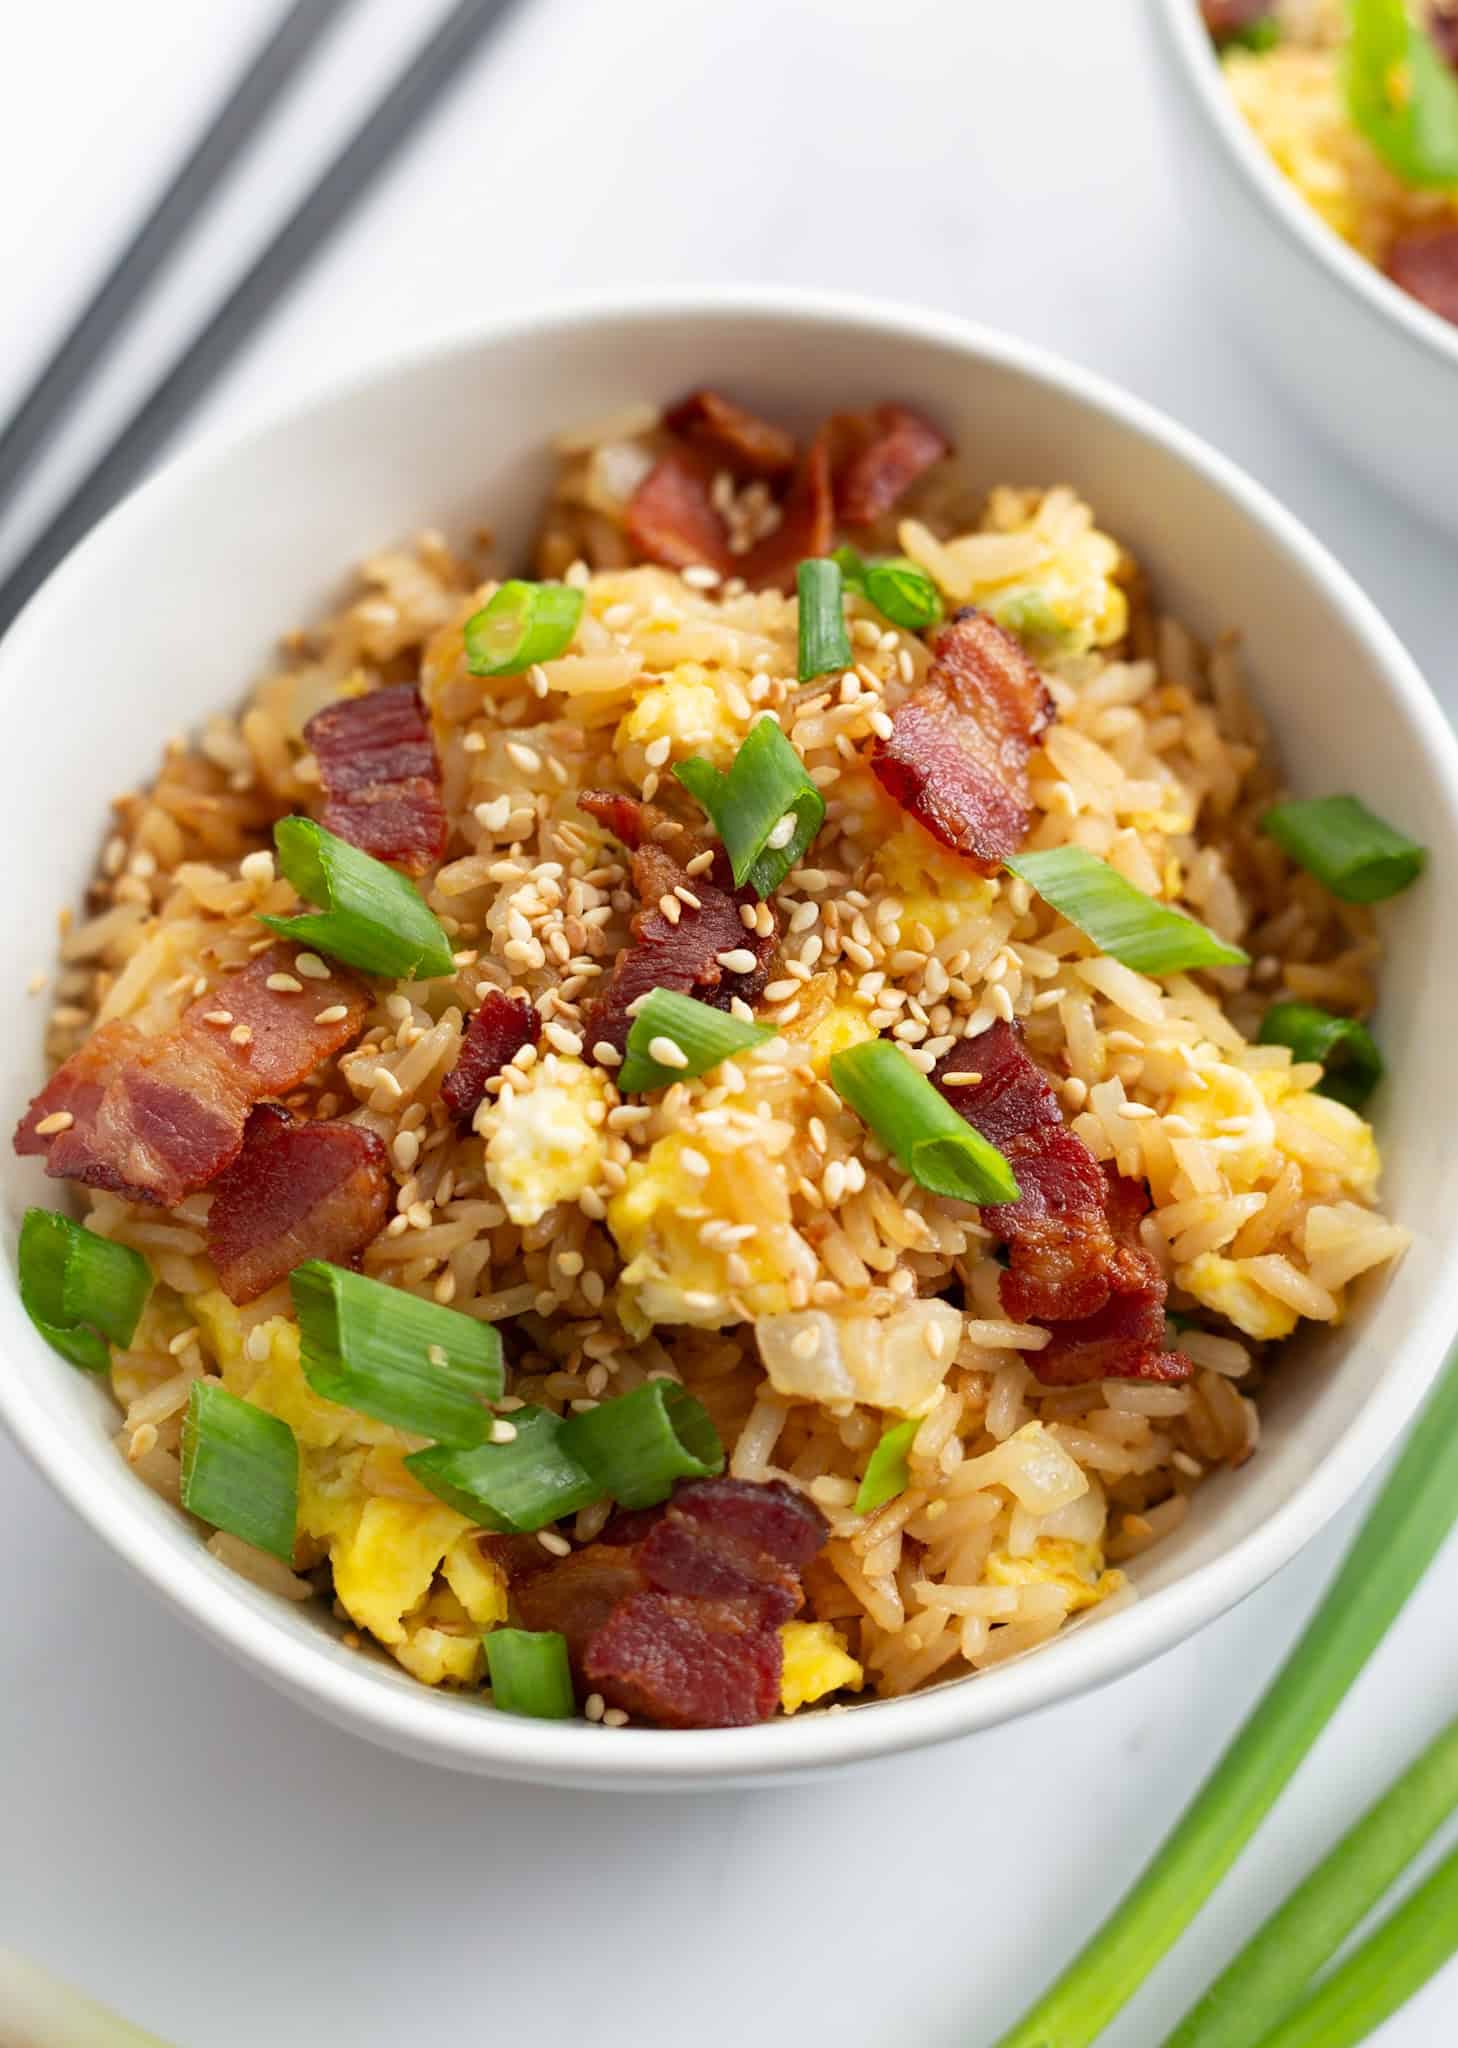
(4, 289, 1458, 1789)
(1152, 0, 1458, 534)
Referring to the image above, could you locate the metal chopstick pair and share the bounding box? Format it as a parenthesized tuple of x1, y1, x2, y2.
(0, 0, 524, 639)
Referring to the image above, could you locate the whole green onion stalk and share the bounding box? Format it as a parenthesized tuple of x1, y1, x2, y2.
(0, 1948, 175, 2047)
(992, 1343, 1458, 2048)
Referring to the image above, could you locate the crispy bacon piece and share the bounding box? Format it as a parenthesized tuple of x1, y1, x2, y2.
(205, 1104, 389, 1304)
(14, 946, 370, 1207)
(1386, 225, 1458, 328)
(510, 1477, 828, 1729)
(931, 1022, 1189, 1385)
(440, 992, 538, 1127)
(663, 389, 798, 481)
(833, 403, 950, 527)
(625, 448, 734, 578)
(871, 608, 1054, 875)
(737, 431, 835, 593)
(578, 790, 775, 1055)
(304, 684, 447, 876)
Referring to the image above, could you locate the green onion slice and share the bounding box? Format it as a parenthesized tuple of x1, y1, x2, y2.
(1005, 846, 1249, 973)
(290, 1261, 503, 1447)
(261, 817, 454, 980)
(463, 579, 584, 677)
(796, 557, 853, 681)
(674, 715, 825, 897)
(18, 1208, 151, 1371)
(831, 545, 943, 631)
(561, 1381, 724, 1510)
(616, 988, 770, 1095)
(831, 544, 868, 592)
(1258, 1001, 1384, 1111)
(1345, 0, 1458, 188)
(829, 1039, 1021, 1205)
(1261, 794, 1426, 904)
(855, 1417, 921, 1516)
(484, 1628, 576, 1718)
(181, 1380, 299, 1563)
(405, 1406, 599, 1532)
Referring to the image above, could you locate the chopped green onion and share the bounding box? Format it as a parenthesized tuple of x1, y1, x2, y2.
(290, 1261, 503, 1447)
(261, 817, 454, 979)
(1221, 14, 1280, 51)
(405, 1406, 599, 1531)
(991, 1338, 1458, 2048)
(463, 579, 584, 676)
(561, 1380, 724, 1509)
(1345, 0, 1458, 188)
(829, 1039, 1020, 1205)
(796, 557, 852, 680)
(830, 544, 943, 631)
(674, 715, 825, 897)
(1165, 1711, 1458, 2048)
(1005, 846, 1249, 973)
(988, 586, 1074, 650)
(616, 988, 770, 1095)
(180, 1380, 298, 1563)
(855, 1417, 920, 1516)
(831, 544, 868, 591)
(484, 1628, 575, 1718)
(18, 1208, 151, 1371)
(1261, 794, 1426, 904)
(1258, 1002, 1383, 1110)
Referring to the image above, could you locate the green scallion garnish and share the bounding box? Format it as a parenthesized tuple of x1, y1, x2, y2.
(262, 817, 454, 979)
(180, 1380, 299, 1563)
(1345, 0, 1458, 188)
(1261, 794, 1426, 904)
(796, 557, 852, 681)
(561, 1380, 724, 1510)
(1005, 846, 1249, 973)
(463, 579, 584, 676)
(992, 1340, 1458, 2048)
(18, 1208, 151, 1371)
(290, 1261, 503, 1447)
(854, 1416, 920, 1516)
(831, 544, 943, 631)
(1222, 14, 1280, 52)
(829, 1038, 1020, 1205)
(616, 988, 770, 1095)
(405, 1405, 599, 1531)
(1258, 1001, 1384, 1110)
(484, 1628, 576, 1718)
(674, 715, 826, 897)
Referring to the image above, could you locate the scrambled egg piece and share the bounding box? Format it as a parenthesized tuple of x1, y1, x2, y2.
(779, 1621, 864, 1714)
(795, 992, 876, 1077)
(1178, 1253, 1299, 1343)
(1169, 1060, 1381, 1204)
(757, 1301, 963, 1414)
(615, 662, 742, 780)
(900, 487, 1127, 656)
(878, 824, 997, 941)
(478, 1052, 610, 1226)
(986, 1539, 1124, 1615)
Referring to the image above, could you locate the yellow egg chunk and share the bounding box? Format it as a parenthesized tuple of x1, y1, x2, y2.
(615, 663, 743, 783)
(477, 1052, 611, 1227)
(192, 1291, 399, 1451)
(794, 992, 876, 1078)
(877, 823, 998, 942)
(779, 1621, 864, 1714)
(330, 1497, 472, 1647)
(900, 487, 1127, 656)
(986, 1539, 1124, 1614)
(1179, 1253, 1300, 1343)
(442, 1534, 508, 1629)
(609, 1129, 817, 1328)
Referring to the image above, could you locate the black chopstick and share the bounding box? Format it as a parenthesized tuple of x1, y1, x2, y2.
(0, 0, 353, 509)
(0, 0, 525, 640)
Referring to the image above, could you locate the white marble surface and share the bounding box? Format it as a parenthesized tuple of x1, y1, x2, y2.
(2, 2, 1456, 2042)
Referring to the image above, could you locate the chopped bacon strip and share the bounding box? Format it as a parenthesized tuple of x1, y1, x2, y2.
(833, 403, 950, 527)
(931, 1022, 1189, 1385)
(663, 389, 798, 481)
(304, 683, 447, 876)
(440, 992, 538, 1126)
(578, 791, 775, 1056)
(871, 608, 1054, 875)
(14, 946, 370, 1207)
(1386, 225, 1458, 328)
(625, 448, 734, 578)
(511, 1477, 828, 1728)
(1199, 0, 1275, 41)
(737, 430, 835, 593)
(205, 1104, 389, 1304)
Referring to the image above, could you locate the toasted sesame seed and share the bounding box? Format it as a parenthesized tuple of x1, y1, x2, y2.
(766, 811, 798, 851)
(245, 1323, 272, 1362)
(684, 848, 715, 876)
(681, 564, 721, 590)
(202, 1010, 233, 1027)
(940, 1071, 982, 1087)
(715, 947, 758, 975)
(240, 850, 275, 886)
(294, 953, 331, 980)
(33, 1110, 75, 1137)
(643, 735, 672, 769)
(313, 1004, 349, 1026)
(601, 1707, 630, 1727)
(490, 1419, 520, 1445)
(674, 885, 702, 910)
(537, 1529, 572, 1557)
(647, 1034, 689, 1070)
(475, 796, 513, 832)
(463, 730, 486, 752)
(506, 740, 542, 774)
(372, 1066, 404, 1100)
(266, 972, 303, 993)
(230, 1024, 253, 1047)
(679, 1147, 710, 1179)
(584, 1691, 606, 1722)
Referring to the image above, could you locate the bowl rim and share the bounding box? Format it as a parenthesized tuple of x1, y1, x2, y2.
(4, 283, 1458, 1785)
(1155, 0, 1458, 375)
